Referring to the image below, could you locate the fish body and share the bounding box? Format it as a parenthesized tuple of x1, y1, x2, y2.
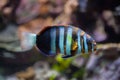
(36, 25, 97, 58)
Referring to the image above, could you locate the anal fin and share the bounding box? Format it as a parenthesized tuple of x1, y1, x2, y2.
(62, 55, 72, 58)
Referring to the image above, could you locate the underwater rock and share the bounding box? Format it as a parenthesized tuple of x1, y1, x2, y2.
(16, 67, 35, 80)
(84, 44, 120, 80)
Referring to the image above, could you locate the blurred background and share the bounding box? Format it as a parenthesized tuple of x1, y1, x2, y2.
(0, 0, 120, 80)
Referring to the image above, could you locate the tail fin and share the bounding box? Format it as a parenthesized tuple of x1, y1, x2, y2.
(21, 32, 36, 51)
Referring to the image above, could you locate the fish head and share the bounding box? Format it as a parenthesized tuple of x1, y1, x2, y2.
(86, 34, 97, 53)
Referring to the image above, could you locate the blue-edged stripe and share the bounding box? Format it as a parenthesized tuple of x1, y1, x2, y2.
(59, 27, 64, 54)
(77, 30, 81, 54)
(83, 34, 88, 53)
(50, 28, 56, 54)
(92, 43, 94, 52)
(66, 27, 72, 55)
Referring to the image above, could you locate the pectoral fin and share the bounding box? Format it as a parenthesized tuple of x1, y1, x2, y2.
(72, 40, 78, 51)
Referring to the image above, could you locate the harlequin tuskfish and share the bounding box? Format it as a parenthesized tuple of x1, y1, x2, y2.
(22, 25, 97, 58)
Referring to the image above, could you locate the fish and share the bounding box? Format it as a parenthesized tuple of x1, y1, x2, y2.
(36, 25, 97, 58)
(22, 25, 97, 58)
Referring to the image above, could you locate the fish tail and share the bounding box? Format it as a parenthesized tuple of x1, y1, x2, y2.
(20, 32, 36, 51)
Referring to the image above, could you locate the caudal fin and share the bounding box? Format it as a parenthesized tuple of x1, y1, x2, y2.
(20, 32, 36, 51)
